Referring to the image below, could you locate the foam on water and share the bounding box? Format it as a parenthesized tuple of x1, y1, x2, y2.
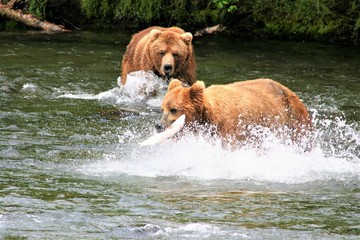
(20, 83, 38, 93)
(81, 127, 360, 184)
(132, 223, 246, 238)
(60, 72, 360, 184)
(55, 71, 166, 107)
(132, 222, 339, 239)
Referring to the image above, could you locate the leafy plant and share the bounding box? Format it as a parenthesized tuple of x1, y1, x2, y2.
(80, 0, 112, 18)
(28, 0, 48, 18)
(212, 0, 239, 13)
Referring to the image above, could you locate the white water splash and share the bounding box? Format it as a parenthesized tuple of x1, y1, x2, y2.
(132, 223, 245, 238)
(156, 223, 225, 238)
(20, 83, 38, 93)
(119, 71, 167, 101)
(55, 87, 122, 104)
(55, 70, 167, 106)
(81, 118, 360, 184)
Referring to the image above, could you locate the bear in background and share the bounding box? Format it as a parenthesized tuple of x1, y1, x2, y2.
(120, 26, 196, 86)
(156, 78, 313, 149)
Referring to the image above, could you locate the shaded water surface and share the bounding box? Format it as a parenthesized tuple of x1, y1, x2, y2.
(1, 31, 360, 239)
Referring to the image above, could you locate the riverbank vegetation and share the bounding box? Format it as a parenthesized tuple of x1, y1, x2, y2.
(0, 0, 359, 45)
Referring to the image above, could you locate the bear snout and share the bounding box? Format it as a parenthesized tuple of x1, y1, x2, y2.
(163, 64, 173, 76)
(155, 122, 166, 133)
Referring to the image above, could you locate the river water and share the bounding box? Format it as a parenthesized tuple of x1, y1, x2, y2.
(0, 31, 359, 239)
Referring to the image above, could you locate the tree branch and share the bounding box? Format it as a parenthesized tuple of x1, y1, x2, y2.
(0, 3, 71, 32)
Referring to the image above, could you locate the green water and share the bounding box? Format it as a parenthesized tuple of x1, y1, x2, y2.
(1, 31, 360, 239)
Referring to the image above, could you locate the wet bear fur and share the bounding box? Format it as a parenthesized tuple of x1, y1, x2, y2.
(121, 26, 196, 86)
(157, 78, 313, 148)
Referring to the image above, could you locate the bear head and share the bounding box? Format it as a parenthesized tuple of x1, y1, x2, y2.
(156, 79, 205, 132)
(148, 29, 193, 82)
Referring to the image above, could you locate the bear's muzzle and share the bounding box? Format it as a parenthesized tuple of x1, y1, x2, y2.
(164, 64, 173, 76)
(155, 122, 166, 133)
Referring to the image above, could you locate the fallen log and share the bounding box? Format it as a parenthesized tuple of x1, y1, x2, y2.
(194, 24, 226, 37)
(0, 3, 71, 32)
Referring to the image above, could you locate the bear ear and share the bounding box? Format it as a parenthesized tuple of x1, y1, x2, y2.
(168, 79, 183, 92)
(181, 32, 193, 45)
(189, 81, 205, 101)
(149, 29, 162, 41)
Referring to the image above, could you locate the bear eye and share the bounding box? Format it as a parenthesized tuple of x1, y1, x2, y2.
(159, 51, 165, 56)
(170, 108, 177, 114)
(172, 53, 178, 57)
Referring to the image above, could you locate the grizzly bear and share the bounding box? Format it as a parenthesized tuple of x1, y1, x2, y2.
(120, 26, 196, 86)
(156, 78, 312, 148)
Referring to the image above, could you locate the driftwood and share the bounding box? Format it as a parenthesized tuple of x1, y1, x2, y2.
(0, 2, 71, 32)
(194, 24, 226, 37)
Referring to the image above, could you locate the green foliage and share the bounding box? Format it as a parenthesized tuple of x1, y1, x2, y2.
(114, 0, 162, 24)
(28, 0, 48, 18)
(2, 0, 359, 44)
(112, 0, 214, 29)
(252, 0, 335, 38)
(0, 20, 27, 30)
(80, 0, 112, 18)
(210, 0, 360, 44)
(212, 0, 239, 13)
(249, 0, 359, 43)
(77, 0, 218, 29)
(356, 18, 360, 29)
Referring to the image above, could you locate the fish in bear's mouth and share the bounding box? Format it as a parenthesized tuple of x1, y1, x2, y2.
(139, 114, 186, 146)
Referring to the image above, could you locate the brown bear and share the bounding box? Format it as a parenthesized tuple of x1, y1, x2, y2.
(120, 26, 196, 86)
(156, 78, 312, 148)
